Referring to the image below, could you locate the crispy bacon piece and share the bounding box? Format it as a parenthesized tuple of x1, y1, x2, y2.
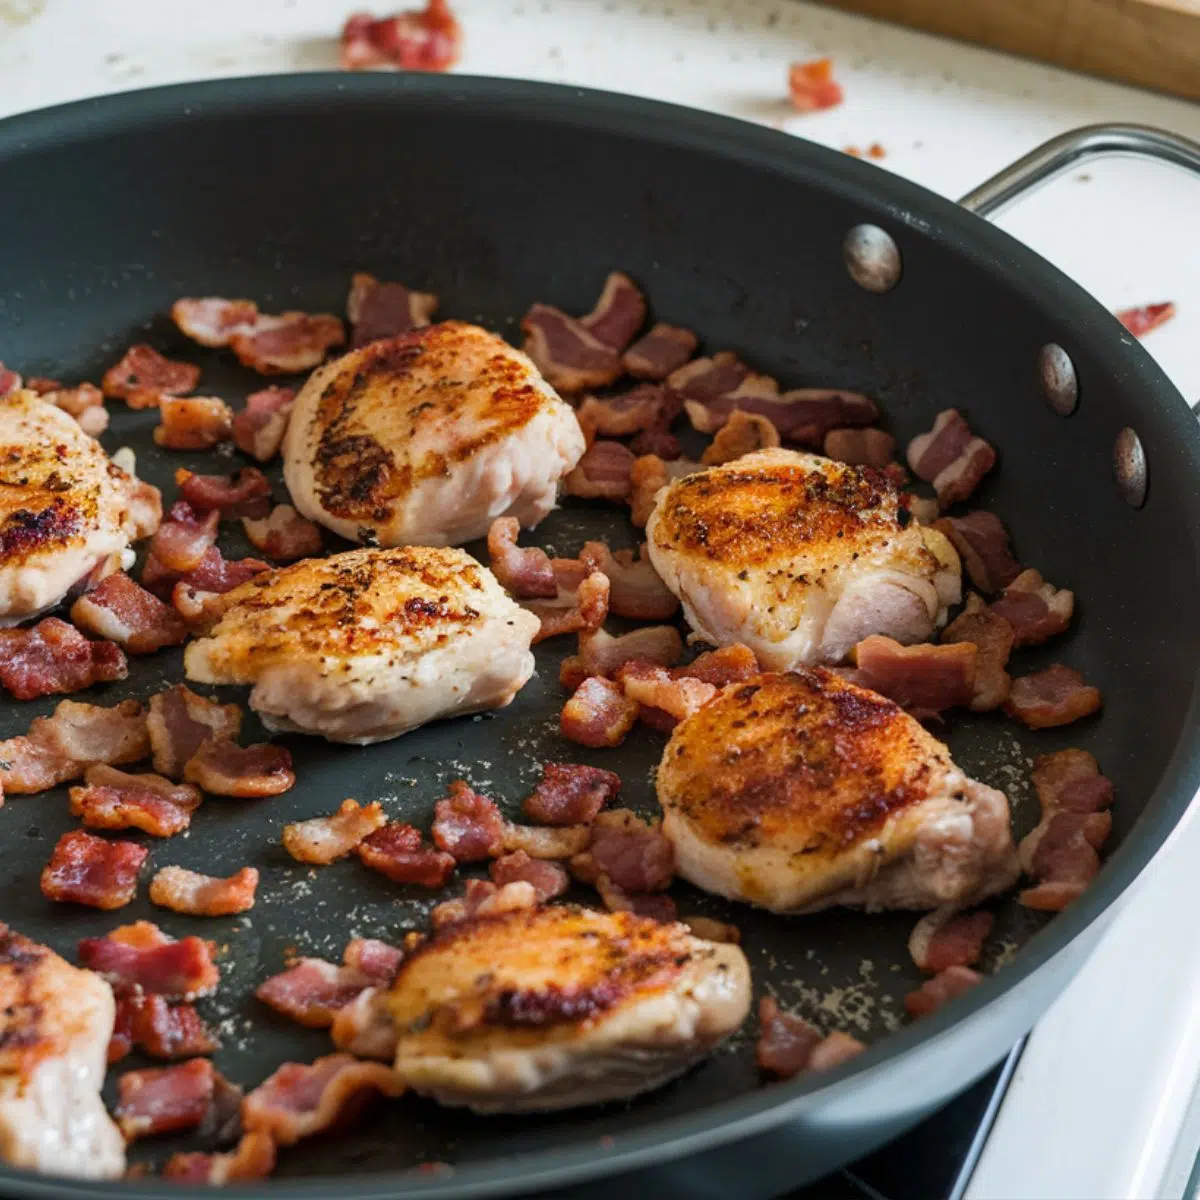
(577, 384, 677, 440)
(78, 920, 219, 998)
(521, 303, 623, 394)
(149, 544, 271, 603)
(430, 878, 539, 930)
(231, 313, 345, 375)
(110, 991, 219, 1062)
(1115, 301, 1175, 337)
(232, 385, 295, 462)
(0, 735, 77, 794)
(850, 635, 976, 715)
(183, 738, 295, 797)
(907, 409, 996, 507)
(116, 1059, 215, 1141)
(0, 617, 127, 699)
(153, 396, 234, 451)
(102, 344, 200, 402)
(489, 851, 569, 900)
(171, 297, 259, 345)
(940, 595, 1013, 712)
(149, 865, 259, 916)
(344, 938, 404, 983)
(823, 427, 896, 468)
(523, 761, 622, 825)
(340, 1, 462, 71)
(618, 661, 719, 721)
(241, 504, 323, 562)
(622, 323, 698, 381)
(628, 453, 700, 527)
(283, 799, 387, 865)
(357, 823, 456, 887)
(560, 625, 684, 690)
(756, 997, 863, 1077)
(591, 875, 675, 922)
(243, 1054, 404, 1146)
(431, 780, 505, 862)
(41, 830, 146, 909)
(176, 466, 271, 518)
(163, 1131, 277, 1184)
(486, 517, 556, 599)
(680, 643, 760, 687)
(1032, 748, 1114, 815)
(149, 501, 220, 573)
(700, 409, 781, 465)
(258, 938, 401, 1030)
(147, 685, 243, 778)
(905, 966, 983, 1019)
(934, 511, 1021, 594)
(788, 57, 844, 111)
(561, 676, 640, 748)
(70, 766, 202, 837)
(564, 439, 637, 501)
(347, 272, 438, 346)
(501, 821, 591, 859)
(630, 427, 682, 459)
(170, 583, 228, 633)
(909, 908, 994, 973)
(70, 572, 187, 654)
(0, 363, 20, 396)
(122, 473, 165, 542)
(579, 541, 679, 620)
(577, 271, 646, 350)
(526, 570, 610, 643)
(1005, 664, 1102, 729)
(572, 808, 674, 893)
(990, 568, 1074, 646)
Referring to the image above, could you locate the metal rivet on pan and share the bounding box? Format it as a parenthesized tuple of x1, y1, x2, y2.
(1038, 344, 1078, 416)
(843, 224, 901, 293)
(1113, 427, 1147, 509)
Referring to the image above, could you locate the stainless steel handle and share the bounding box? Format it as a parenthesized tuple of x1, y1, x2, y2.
(958, 123, 1200, 217)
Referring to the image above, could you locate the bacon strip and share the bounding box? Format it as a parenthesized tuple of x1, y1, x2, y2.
(357, 823, 456, 887)
(934, 511, 1021, 594)
(907, 409, 996, 507)
(788, 57, 844, 111)
(70, 766, 202, 837)
(339, 1, 462, 72)
(521, 304, 623, 394)
(40, 830, 146, 909)
(622, 323, 698, 381)
(905, 966, 983, 1019)
(69, 572, 187, 654)
(823, 427, 896, 468)
(232, 386, 294, 462)
(147, 685, 243, 778)
(115, 1059, 215, 1141)
(153, 396, 234, 450)
(102, 344, 200, 403)
(700, 409, 781, 465)
(1004, 664, 1102, 729)
(564, 439, 636, 501)
(431, 781, 505, 862)
(990, 568, 1073, 646)
(849, 635, 976, 716)
(486, 517, 556, 599)
(489, 851, 569, 900)
(149, 865, 259, 916)
(176, 466, 271, 518)
(561, 676, 640, 748)
(163, 1131, 276, 1184)
(347, 272, 438, 346)
(183, 738, 295, 797)
(78, 920, 219, 998)
(571, 808, 674, 893)
(908, 908, 994, 973)
(1115, 302, 1175, 337)
(242, 504, 323, 561)
(283, 799, 387, 865)
(523, 762, 621, 825)
(941, 597, 1013, 712)
(0, 618, 127, 700)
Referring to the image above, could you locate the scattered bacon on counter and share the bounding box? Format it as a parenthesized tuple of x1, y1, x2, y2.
(340, 1, 462, 71)
(70, 766, 202, 837)
(823, 426, 896, 468)
(622, 323, 699, 381)
(110, 991, 219, 1062)
(500, 821, 591, 860)
(232, 386, 295, 462)
(572, 808, 674, 893)
(163, 1131, 276, 1184)
(933, 511, 1021, 594)
(347, 271, 438, 346)
(147, 685, 243, 779)
(40, 830, 146, 909)
(102, 344, 200, 404)
(788, 57, 844, 112)
(907, 409, 996, 507)
(579, 540, 679, 620)
(618, 661, 719, 722)
(1004, 663, 1102, 729)
(25, 697, 148, 769)
(0, 617, 127, 699)
(908, 909, 994, 973)
(489, 851, 569, 901)
(283, 799, 388, 865)
(116, 1059, 215, 1141)
(525, 569, 609, 643)
(431, 781, 505, 862)
(848, 636, 976, 716)
(183, 738, 295, 797)
(257, 939, 401, 1029)
(990, 568, 1074, 647)
(700, 409, 781, 465)
(756, 997, 864, 1077)
(149, 865, 259, 916)
(1115, 301, 1176, 337)
(594, 875, 678, 922)
(176, 466, 272, 518)
(561, 676, 640, 747)
(69, 572, 188, 654)
(78, 920, 219, 998)
(940, 595, 1014, 712)
(577, 383, 678, 439)
(904, 965, 983, 1019)
(149, 501, 220, 573)
(242, 504, 323, 561)
(521, 304, 623, 394)
(231, 313, 345, 375)
(560, 625, 684, 690)
(682, 915, 741, 944)
(242, 1054, 404, 1146)
(629, 453, 700, 527)
(430, 878, 539, 930)
(357, 822, 456, 887)
(680, 643, 760, 688)
(564, 439, 637, 501)
(0, 363, 20, 396)
(486, 517, 557, 599)
(523, 762, 622, 826)
(153, 396, 234, 450)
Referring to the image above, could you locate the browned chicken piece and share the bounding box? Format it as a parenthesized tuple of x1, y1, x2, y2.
(0, 925, 125, 1179)
(657, 670, 1018, 913)
(387, 904, 750, 1112)
(646, 449, 960, 668)
(283, 322, 585, 547)
(185, 546, 539, 744)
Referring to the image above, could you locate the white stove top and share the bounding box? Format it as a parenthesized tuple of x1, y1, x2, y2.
(3, 3, 1199, 1195)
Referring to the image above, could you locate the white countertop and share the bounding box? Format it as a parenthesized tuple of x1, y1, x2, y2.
(3, 3, 1200, 1197)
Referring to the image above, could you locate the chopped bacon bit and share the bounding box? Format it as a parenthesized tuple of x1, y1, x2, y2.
(232, 385, 294, 462)
(231, 313, 345, 375)
(176, 466, 271, 518)
(70, 572, 187, 654)
(1032, 748, 1114, 815)
(756, 996, 821, 1076)
(153, 396, 234, 451)
(1115, 301, 1176, 337)
(147, 685, 243, 779)
(501, 821, 591, 859)
(1005, 664, 1102, 729)
(941, 596, 1013, 712)
(618, 660, 719, 720)
(344, 938, 404, 983)
(1018, 880, 1090, 911)
(347, 272, 438, 346)
(907, 409, 996, 507)
(577, 384, 678, 440)
(524, 761, 622, 825)
(561, 625, 684, 690)
(595, 874, 678, 922)
(578, 541, 679, 620)
(170, 583, 229, 633)
(906, 965, 983, 1018)
(40, 381, 107, 432)
(357, 823, 456, 887)
(990, 568, 1074, 646)
(41, 830, 146, 909)
(116, 1059, 215, 1141)
(257, 954, 380, 1029)
(526, 570, 610, 643)
(163, 1131, 277, 1184)
(0, 617, 127, 699)
(171, 298, 259, 346)
(682, 915, 741, 943)
(809, 1031, 867, 1070)
(630, 427, 682, 459)
(561, 676, 640, 748)
(701, 409, 781, 465)
(430, 780, 504, 862)
(629, 454, 700, 527)
(0, 363, 21, 397)
(430, 878, 539, 930)
(340, 1, 462, 72)
(71, 766, 202, 838)
(622, 323, 698, 381)
(487, 517, 557, 599)
(243, 1053, 404, 1146)
(29, 696, 148, 766)
(242, 504, 323, 561)
(680, 643, 760, 687)
(102, 344, 200, 402)
(521, 303, 623, 394)
(909, 908, 994, 973)
(934, 511, 1021, 594)
(78, 920, 219, 998)
(576, 271, 646, 350)
(573, 808, 674, 893)
(110, 992, 219, 1062)
(283, 799, 387, 865)
(149, 865, 259, 916)
(121, 474, 164, 542)
(564, 439, 637, 501)
(850, 634, 976, 715)
(183, 738, 295, 797)
(150, 500, 220, 573)
(489, 851, 569, 901)
(823, 427, 896, 468)
(788, 57, 844, 112)
(0, 734, 78, 794)
(149, 544, 271, 602)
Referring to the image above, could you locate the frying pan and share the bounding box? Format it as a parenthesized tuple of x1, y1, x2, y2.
(1, 73, 1199, 1200)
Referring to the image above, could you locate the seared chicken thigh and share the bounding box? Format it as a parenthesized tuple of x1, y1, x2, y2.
(388, 905, 750, 1112)
(0, 925, 125, 1180)
(658, 670, 1018, 913)
(646, 449, 960, 669)
(185, 546, 539, 744)
(283, 322, 585, 547)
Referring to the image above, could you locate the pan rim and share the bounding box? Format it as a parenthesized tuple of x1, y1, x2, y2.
(2, 71, 1199, 1198)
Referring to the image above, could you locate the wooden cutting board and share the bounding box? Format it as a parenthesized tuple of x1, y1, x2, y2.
(817, 0, 1200, 100)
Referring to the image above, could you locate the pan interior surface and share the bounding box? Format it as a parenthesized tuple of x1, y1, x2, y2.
(1, 75, 1199, 1198)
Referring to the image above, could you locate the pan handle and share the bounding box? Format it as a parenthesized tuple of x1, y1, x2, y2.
(957, 123, 1200, 217)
